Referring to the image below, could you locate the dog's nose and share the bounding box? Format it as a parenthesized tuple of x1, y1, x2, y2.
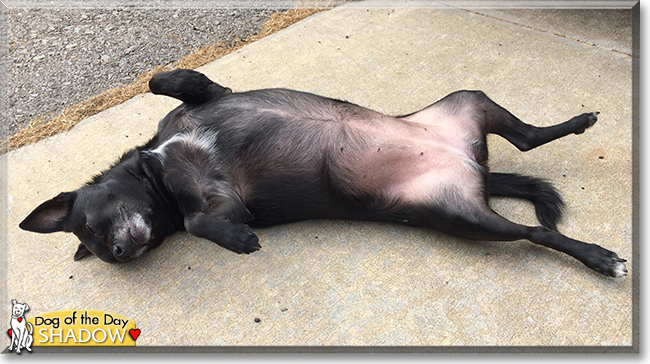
(112, 244, 131, 260)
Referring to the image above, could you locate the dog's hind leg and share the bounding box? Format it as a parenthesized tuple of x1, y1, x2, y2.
(460, 90, 599, 151)
(404, 90, 598, 152)
(418, 197, 626, 278)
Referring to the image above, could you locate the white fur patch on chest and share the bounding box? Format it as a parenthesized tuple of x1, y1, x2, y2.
(150, 129, 218, 166)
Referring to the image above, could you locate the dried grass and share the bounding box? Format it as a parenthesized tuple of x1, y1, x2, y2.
(3, 5, 334, 153)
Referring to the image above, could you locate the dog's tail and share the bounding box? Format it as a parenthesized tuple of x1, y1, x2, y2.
(27, 322, 33, 335)
(488, 173, 565, 231)
(149, 69, 231, 105)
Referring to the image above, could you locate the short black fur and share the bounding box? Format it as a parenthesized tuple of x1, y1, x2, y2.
(19, 69, 626, 279)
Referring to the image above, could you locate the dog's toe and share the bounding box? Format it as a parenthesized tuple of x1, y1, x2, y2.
(220, 225, 261, 254)
(611, 257, 628, 279)
(240, 233, 261, 254)
(587, 112, 599, 127)
(571, 112, 599, 134)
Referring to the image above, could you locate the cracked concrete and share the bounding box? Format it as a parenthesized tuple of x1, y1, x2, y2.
(1, 1, 637, 351)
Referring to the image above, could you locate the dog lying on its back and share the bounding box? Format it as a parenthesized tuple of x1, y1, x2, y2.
(20, 69, 627, 278)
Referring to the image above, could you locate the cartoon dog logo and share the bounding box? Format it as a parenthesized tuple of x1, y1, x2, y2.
(7, 299, 33, 354)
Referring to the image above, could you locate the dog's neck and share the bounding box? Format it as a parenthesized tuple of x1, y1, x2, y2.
(138, 153, 185, 232)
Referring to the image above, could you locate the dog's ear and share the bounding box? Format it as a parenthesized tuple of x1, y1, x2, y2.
(74, 243, 93, 261)
(19, 192, 77, 233)
(11, 299, 16, 305)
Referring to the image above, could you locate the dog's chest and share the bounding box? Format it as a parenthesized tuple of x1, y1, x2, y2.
(11, 317, 26, 328)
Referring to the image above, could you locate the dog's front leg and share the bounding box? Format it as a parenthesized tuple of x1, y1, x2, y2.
(8, 330, 15, 351)
(146, 139, 261, 254)
(173, 181, 260, 254)
(184, 210, 260, 254)
(17, 331, 26, 353)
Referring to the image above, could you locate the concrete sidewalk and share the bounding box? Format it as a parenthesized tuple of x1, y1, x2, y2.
(2, 2, 635, 349)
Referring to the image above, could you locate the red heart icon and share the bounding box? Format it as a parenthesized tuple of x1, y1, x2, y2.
(129, 328, 141, 341)
(7, 329, 11, 338)
(17, 318, 22, 323)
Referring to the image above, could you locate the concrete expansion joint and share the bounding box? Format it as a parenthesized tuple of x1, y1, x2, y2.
(449, 7, 634, 58)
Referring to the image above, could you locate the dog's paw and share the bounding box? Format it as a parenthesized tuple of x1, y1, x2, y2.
(571, 112, 599, 135)
(581, 244, 627, 278)
(219, 224, 261, 255)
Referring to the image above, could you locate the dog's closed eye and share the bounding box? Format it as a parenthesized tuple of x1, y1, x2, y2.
(85, 224, 100, 237)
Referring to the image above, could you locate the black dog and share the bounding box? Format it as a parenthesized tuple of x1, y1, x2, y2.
(19, 69, 627, 278)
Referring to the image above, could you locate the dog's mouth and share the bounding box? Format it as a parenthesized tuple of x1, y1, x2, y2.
(130, 232, 143, 246)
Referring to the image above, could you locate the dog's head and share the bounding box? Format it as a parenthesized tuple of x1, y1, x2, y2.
(11, 299, 29, 317)
(19, 152, 177, 263)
